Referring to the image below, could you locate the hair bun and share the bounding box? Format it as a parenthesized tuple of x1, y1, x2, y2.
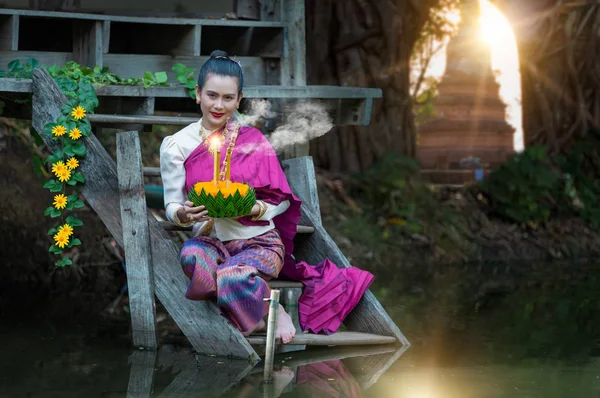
(210, 49, 229, 58)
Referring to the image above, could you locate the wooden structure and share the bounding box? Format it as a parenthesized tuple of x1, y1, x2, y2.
(417, 0, 514, 184)
(2, 0, 410, 362)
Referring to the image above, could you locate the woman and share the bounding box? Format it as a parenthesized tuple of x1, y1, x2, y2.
(160, 50, 374, 344)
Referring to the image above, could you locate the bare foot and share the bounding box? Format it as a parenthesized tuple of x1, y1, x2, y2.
(275, 304, 296, 344)
(242, 319, 266, 337)
(272, 366, 295, 396)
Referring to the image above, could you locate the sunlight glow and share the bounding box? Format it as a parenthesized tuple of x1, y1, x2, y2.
(479, 0, 523, 151)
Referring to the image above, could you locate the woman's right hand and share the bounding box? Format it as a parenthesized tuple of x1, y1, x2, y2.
(177, 201, 209, 223)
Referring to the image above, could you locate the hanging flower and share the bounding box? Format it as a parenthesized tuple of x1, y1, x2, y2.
(53, 230, 70, 249)
(52, 161, 67, 177)
(53, 194, 68, 210)
(59, 223, 74, 237)
(71, 106, 86, 120)
(51, 125, 67, 137)
(57, 168, 71, 183)
(66, 157, 79, 170)
(69, 128, 82, 140)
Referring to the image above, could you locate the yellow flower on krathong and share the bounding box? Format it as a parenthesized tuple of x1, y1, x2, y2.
(53, 230, 70, 249)
(71, 106, 86, 120)
(57, 168, 71, 183)
(53, 194, 68, 210)
(52, 161, 67, 176)
(69, 127, 82, 140)
(51, 125, 67, 137)
(66, 157, 79, 170)
(59, 223, 74, 237)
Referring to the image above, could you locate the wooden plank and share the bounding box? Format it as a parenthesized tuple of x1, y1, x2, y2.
(102, 21, 110, 54)
(192, 25, 201, 57)
(281, 157, 321, 225)
(0, 78, 382, 99)
(0, 15, 18, 51)
(89, 114, 198, 125)
(235, 0, 260, 20)
(126, 350, 157, 398)
(282, 157, 410, 346)
(32, 68, 258, 361)
(117, 131, 158, 349)
(157, 220, 314, 235)
(247, 331, 397, 346)
(260, 0, 281, 21)
(0, 8, 286, 27)
(344, 345, 409, 391)
(73, 20, 103, 68)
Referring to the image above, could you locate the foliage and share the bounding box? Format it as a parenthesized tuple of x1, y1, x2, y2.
(479, 145, 562, 224)
(172, 63, 197, 99)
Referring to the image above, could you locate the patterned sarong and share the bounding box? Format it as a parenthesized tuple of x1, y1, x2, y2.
(180, 229, 284, 333)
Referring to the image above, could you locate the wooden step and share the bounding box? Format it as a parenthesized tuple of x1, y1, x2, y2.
(246, 331, 397, 346)
(88, 114, 198, 126)
(159, 220, 314, 234)
(267, 280, 303, 289)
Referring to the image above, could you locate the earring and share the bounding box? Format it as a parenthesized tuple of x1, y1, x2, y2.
(196, 99, 201, 105)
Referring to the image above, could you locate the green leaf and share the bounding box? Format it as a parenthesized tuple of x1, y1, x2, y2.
(7, 60, 21, 72)
(25, 58, 40, 69)
(72, 172, 85, 183)
(66, 216, 84, 227)
(155, 71, 168, 84)
(63, 144, 75, 157)
(172, 63, 186, 74)
(67, 179, 78, 186)
(49, 245, 62, 254)
(69, 238, 82, 247)
(44, 206, 55, 216)
(185, 80, 197, 89)
(65, 201, 74, 210)
(61, 103, 72, 115)
(50, 208, 61, 218)
(72, 142, 87, 157)
(72, 199, 85, 209)
(47, 227, 58, 236)
(56, 256, 72, 267)
(68, 193, 79, 202)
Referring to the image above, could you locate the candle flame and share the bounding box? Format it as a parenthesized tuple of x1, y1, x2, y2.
(209, 136, 221, 151)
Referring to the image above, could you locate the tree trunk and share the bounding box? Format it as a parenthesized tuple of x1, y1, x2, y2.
(306, 0, 440, 173)
(493, 0, 600, 153)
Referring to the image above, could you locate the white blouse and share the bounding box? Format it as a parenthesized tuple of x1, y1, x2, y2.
(159, 120, 290, 241)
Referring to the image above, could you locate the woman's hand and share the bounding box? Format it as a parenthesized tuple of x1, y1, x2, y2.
(177, 201, 209, 223)
(250, 203, 261, 217)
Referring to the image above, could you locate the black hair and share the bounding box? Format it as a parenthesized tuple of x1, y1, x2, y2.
(197, 50, 244, 94)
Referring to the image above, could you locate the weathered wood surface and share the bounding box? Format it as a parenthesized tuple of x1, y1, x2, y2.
(0, 78, 382, 99)
(283, 156, 410, 346)
(72, 20, 103, 68)
(157, 220, 314, 235)
(246, 331, 397, 346)
(0, 15, 18, 51)
(117, 131, 158, 349)
(32, 67, 258, 361)
(126, 350, 157, 398)
(89, 114, 198, 125)
(281, 157, 321, 225)
(0, 8, 285, 27)
(263, 289, 280, 382)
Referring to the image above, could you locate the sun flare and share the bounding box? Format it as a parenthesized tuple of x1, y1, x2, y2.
(479, 0, 514, 47)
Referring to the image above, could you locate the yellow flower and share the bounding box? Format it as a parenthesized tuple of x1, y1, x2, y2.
(53, 230, 70, 249)
(66, 157, 79, 170)
(71, 106, 86, 120)
(69, 128, 82, 140)
(51, 125, 67, 137)
(59, 223, 74, 237)
(57, 168, 71, 183)
(53, 194, 68, 210)
(52, 161, 67, 176)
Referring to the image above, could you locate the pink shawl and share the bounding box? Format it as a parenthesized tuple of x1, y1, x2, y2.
(183, 124, 374, 334)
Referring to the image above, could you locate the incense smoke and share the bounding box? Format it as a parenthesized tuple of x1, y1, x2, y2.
(236, 100, 333, 153)
(268, 101, 333, 152)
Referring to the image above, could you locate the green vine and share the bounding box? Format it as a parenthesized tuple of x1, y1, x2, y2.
(172, 63, 197, 99)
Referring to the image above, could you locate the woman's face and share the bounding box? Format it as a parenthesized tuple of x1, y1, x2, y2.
(196, 74, 243, 130)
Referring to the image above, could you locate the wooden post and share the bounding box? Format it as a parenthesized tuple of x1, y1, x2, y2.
(282, 156, 410, 346)
(73, 20, 103, 68)
(263, 289, 280, 383)
(126, 350, 157, 398)
(281, 0, 309, 159)
(32, 68, 258, 361)
(116, 131, 158, 349)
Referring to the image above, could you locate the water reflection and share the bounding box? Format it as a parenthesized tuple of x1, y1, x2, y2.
(125, 345, 406, 397)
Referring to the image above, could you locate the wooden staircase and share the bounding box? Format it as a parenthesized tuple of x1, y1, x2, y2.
(4, 0, 411, 362)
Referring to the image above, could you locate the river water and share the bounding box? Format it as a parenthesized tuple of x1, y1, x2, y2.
(1, 313, 598, 398)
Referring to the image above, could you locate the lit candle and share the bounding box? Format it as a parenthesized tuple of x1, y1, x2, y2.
(225, 149, 232, 184)
(210, 136, 221, 186)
